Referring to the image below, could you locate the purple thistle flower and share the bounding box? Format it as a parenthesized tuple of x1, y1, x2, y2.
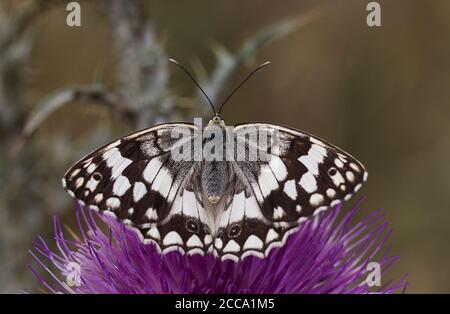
(29, 199, 408, 293)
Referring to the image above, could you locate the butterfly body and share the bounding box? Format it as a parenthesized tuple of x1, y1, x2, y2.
(62, 117, 367, 261)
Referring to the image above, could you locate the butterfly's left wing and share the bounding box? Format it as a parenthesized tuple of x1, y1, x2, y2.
(62, 123, 213, 255)
(212, 123, 367, 260)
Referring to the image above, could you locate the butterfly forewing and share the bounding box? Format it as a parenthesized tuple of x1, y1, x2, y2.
(233, 123, 367, 222)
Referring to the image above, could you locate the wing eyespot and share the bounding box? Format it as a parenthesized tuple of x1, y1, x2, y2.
(228, 224, 242, 239)
(185, 218, 200, 234)
(328, 168, 337, 176)
(92, 172, 102, 181)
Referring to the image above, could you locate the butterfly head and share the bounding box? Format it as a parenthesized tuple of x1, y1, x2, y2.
(208, 114, 226, 127)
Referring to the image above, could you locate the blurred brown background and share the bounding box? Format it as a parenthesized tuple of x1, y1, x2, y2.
(1, 0, 449, 293)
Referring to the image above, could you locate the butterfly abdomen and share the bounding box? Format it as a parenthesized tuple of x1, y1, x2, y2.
(201, 161, 229, 204)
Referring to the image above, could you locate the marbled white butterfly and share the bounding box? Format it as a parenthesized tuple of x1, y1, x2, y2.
(62, 60, 367, 261)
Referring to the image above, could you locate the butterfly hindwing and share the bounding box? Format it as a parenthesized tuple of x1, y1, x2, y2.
(146, 183, 213, 255)
(212, 180, 299, 261)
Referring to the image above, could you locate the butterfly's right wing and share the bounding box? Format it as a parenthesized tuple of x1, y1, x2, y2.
(212, 123, 367, 261)
(63, 123, 213, 255)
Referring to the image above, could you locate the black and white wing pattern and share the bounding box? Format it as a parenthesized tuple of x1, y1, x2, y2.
(212, 123, 367, 261)
(62, 123, 213, 255)
(212, 182, 278, 262)
(63, 120, 367, 261)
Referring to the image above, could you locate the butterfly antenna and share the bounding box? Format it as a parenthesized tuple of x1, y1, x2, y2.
(217, 61, 271, 115)
(169, 58, 217, 115)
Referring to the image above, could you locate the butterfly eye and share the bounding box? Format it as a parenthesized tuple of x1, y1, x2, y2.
(92, 172, 102, 181)
(185, 218, 199, 233)
(228, 224, 242, 238)
(328, 168, 337, 176)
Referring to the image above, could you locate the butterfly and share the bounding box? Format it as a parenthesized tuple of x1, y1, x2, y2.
(62, 60, 367, 261)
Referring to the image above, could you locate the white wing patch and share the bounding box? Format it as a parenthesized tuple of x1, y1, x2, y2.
(113, 175, 131, 196)
(299, 172, 317, 193)
(151, 167, 172, 197)
(143, 157, 163, 183)
(283, 179, 297, 200)
(269, 156, 288, 181)
(104, 148, 133, 179)
(133, 182, 147, 202)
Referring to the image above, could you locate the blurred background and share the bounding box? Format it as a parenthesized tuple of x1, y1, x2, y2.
(0, 0, 449, 293)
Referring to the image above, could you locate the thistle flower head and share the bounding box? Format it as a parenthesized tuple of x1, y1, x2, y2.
(30, 200, 408, 293)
